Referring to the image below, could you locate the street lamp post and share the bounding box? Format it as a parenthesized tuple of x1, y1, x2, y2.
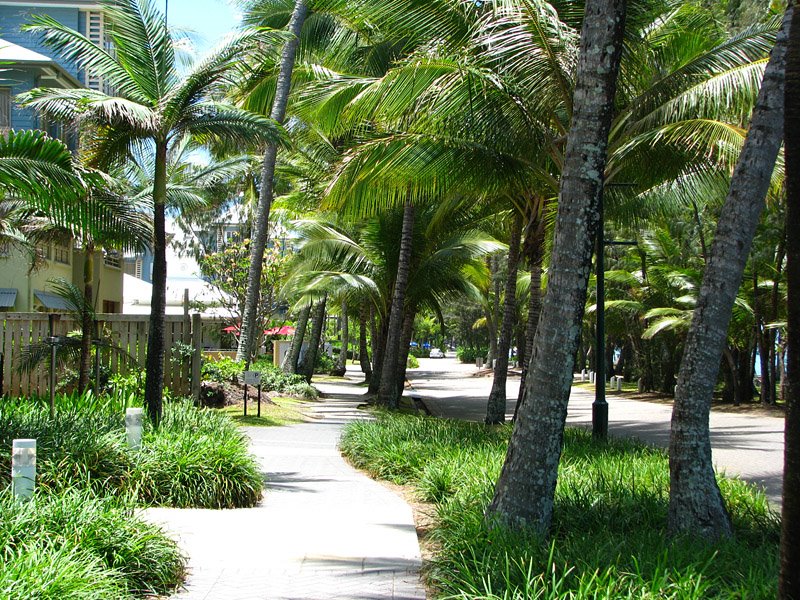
(593, 199, 637, 440)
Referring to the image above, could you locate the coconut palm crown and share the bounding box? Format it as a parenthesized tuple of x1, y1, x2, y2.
(17, 0, 286, 425)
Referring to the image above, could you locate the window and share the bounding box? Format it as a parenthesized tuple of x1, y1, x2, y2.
(0, 89, 11, 132)
(102, 300, 120, 314)
(53, 244, 71, 265)
(82, 11, 114, 93)
(36, 245, 51, 261)
(103, 249, 121, 268)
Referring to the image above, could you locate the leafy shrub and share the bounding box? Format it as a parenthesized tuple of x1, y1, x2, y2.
(0, 487, 183, 598)
(455, 346, 487, 363)
(201, 357, 244, 383)
(407, 354, 420, 368)
(252, 361, 318, 399)
(409, 347, 430, 358)
(314, 351, 334, 374)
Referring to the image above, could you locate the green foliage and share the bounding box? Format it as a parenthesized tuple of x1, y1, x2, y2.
(0, 395, 262, 508)
(202, 357, 245, 383)
(407, 354, 419, 368)
(252, 360, 318, 399)
(134, 402, 263, 508)
(341, 414, 779, 599)
(200, 238, 291, 346)
(409, 346, 430, 358)
(0, 487, 183, 598)
(314, 350, 335, 374)
(456, 346, 486, 363)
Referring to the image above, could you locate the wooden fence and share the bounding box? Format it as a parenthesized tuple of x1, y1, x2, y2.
(0, 312, 225, 398)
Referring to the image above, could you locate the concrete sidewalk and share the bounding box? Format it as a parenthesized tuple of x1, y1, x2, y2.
(409, 357, 784, 507)
(145, 377, 426, 600)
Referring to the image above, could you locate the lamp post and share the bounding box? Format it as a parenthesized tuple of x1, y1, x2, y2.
(593, 200, 636, 440)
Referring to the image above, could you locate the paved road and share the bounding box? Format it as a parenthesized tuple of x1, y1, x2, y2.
(145, 378, 425, 600)
(407, 357, 785, 507)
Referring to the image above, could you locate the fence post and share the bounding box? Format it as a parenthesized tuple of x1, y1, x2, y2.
(191, 313, 202, 404)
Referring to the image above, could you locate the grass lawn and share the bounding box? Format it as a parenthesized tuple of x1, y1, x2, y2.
(221, 396, 316, 426)
(340, 412, 779, 599)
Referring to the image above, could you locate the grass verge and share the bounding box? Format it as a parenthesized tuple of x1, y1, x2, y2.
(340, 413, 779, 599)
(222, 396, 313, 427)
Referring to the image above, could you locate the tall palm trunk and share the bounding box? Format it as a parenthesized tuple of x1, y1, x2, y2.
(283, 303, 310, 373)
(378, 201, 415, 408)
(368, 311, 385, 395)
(144, 139, 169, 427)
(395, 308, 416, 399)
(78, 241, 94, 392)
(516, 219, 546, 416)
(780, 3, 799, 596)
(668, 7, 790, 540)
(300, 294, 326, 383)
(237, 0, 308, 365)
(333, 298, 348, 375)
(486, 0, 626, 532)
(359, 305, 372, 383)
(486, 212, 523, 424)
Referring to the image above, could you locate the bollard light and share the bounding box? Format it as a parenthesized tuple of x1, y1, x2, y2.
(125, 408, 144, 450)
(12, 439, 36, 500)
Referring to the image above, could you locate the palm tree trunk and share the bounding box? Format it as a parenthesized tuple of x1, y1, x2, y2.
(486, 0, 626, 532)
(486, 212, 523, 424)
(300, 294, 326, 383)
(78, 242, 94, 393)
(333, 298, 348, 375)
(282, 303, 310, 374)
(780, 3, 800, 596)
(668, 7, 790, 540)
(144, 139, 169, 427)
(237, 0, 308, 365)
(378, 201, 415, 408)
(359, 305, 372, 383)
(368, 310, 385, 396)
(395, 308, 416, 399)
(516, 217, 546, 415)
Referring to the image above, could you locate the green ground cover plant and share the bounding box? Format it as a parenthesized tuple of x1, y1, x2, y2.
(340, 414, 779, 599)
(0, 487, 183, 598)
(0, 394, 263, 508)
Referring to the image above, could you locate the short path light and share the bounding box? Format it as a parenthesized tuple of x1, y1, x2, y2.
(12, 439, 36, 500)
(125, 408, 143, 449)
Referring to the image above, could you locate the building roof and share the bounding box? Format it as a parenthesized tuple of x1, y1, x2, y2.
(0, 288, 17, 308)
(0, 37, 82, 88)
(33, 290, 71, 310)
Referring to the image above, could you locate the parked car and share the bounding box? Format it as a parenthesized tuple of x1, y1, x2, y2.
(430, 348, 445, 358)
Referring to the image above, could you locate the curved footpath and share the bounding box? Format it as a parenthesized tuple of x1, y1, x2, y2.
(144, 376, 426, 600)
(408, 357, 785, 507)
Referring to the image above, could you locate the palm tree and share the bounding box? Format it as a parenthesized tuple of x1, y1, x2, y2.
(235, 0, 309, 365)
(22, 173, 150, 392)
(668, 5, 791, 541)
(18, 0, 284, 425)
(780, 2, 800, 594)
(486, 0, 627, 532)
(0, 129, 83, 209)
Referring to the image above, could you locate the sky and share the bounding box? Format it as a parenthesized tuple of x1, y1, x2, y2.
(165, 0, 240, 54)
